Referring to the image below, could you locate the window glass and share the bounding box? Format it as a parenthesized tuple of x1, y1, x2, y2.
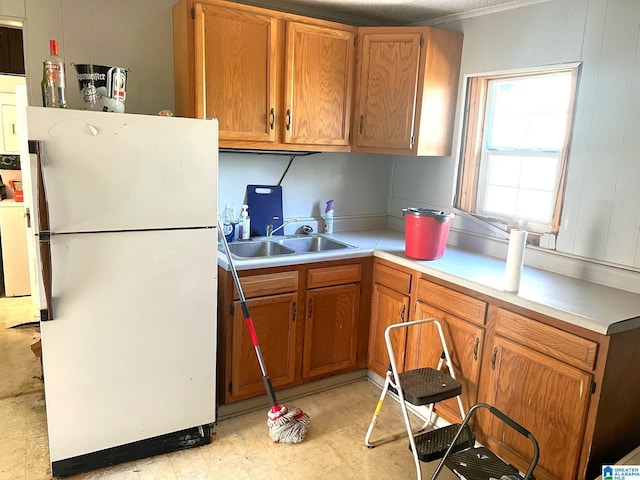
(486, 73, 573, 151)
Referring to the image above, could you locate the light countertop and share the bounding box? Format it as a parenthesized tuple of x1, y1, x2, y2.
(218, 229, 640, 336)
(0, 199, 25, 207)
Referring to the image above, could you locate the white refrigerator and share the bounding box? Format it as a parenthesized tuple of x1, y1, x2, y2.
(21, 106, 218, 477)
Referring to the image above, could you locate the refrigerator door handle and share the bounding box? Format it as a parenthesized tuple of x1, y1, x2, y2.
(36, 143, 54, 321)
(39, 238, 54, 321)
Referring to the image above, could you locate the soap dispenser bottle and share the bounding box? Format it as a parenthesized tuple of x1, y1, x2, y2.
(324, 199, 334, 234)
(239, 204, 251, 240)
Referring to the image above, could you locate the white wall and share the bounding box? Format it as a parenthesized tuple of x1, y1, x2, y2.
(20, 0, 175, 114)
(0, 0, 24, 18)
(392, 0, 640, 272)
(219, 151, 392, 232)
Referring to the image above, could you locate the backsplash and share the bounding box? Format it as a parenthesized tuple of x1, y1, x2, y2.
(218, 151, 392, 233)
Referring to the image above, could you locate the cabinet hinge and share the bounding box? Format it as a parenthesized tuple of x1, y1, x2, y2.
(230, 303, 234, 316)
(354, 36, 357, 47)
(228, 382, 232, 394)
(191, 7, 196, 19)
(591, 381, 596, 394)
(420, 35, 424, 47)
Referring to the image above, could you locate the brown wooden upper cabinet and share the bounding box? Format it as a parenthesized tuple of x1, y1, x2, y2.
(352, 27, 463, 156)
(0, 27, 25, 75)
(172, 0, 355, 152)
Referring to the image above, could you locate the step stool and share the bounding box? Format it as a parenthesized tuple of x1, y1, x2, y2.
(432, 403, 539, 480)
(364, 318, 474, 480)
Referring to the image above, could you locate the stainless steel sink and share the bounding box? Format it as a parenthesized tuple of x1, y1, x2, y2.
(275, 235, 353, 252)
(220, 234, 355, 259)
(224, 241, 295, 258)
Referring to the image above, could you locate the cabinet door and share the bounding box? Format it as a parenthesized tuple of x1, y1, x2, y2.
(303, 283, 359, 377)
(483, 335, 592, 480)
(354, 31, 422, 151)
(407, 301, 483, 423)
(368, 283, 410, 377)
(0, 205, 30, 296)
(228, 293, 297, 402)
(0, 27, 24, 75)
(194, 3, 278, 143)
(0, 94, 18, 153)
(284, 21, 354, 146)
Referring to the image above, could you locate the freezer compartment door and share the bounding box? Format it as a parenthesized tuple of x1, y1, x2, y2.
(26, 107, 218, 234)
(40, 228, 217, 462)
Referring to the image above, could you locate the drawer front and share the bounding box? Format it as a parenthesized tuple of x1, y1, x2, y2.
(235, 271, 299, 299)
(374, 262, 412, 294)
(417, 279, 486, 326)
(495, 308, 598, 371)
(307, 263, 361, 289)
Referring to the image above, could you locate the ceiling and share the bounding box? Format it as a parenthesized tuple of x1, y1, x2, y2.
(231, 0, 534, 25)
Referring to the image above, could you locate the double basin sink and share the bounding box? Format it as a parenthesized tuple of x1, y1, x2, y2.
(221, 234, 355, 259)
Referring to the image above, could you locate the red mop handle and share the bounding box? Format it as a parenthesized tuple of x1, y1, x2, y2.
(242, 307, 260, 347)
(217, 220, 279, 407)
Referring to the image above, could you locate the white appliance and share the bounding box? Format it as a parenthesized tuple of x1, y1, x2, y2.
(20, 106, 218, 477)
(0, 199, 30, 296)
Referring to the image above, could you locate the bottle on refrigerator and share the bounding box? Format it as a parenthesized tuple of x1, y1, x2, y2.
(41, 39, 67, 108)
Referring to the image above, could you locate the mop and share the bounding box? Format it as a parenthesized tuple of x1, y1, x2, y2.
(218, 222, 311, 443)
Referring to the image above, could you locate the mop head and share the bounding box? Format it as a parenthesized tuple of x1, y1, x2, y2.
(267, 404, 311, 444)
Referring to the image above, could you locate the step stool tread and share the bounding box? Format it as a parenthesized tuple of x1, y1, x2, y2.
(410, 423, 474, 463)
(397, 367, 462, 405)
(444, 446, 530, 480)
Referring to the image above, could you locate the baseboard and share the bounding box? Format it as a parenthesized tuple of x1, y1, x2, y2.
(218, 369, 368, 420)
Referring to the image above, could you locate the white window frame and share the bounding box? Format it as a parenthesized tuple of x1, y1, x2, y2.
(455, 64, 581, 236)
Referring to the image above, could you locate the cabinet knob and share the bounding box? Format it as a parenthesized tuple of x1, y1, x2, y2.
(286, 109, 291, 131)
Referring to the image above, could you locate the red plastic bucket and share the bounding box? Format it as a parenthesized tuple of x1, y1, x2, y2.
(403, 208, 453, 260)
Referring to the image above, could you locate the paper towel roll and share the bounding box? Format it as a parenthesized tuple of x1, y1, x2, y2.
(504, 229, 527, 292)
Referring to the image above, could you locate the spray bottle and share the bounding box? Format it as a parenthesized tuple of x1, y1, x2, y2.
(324, 200, 334, 234)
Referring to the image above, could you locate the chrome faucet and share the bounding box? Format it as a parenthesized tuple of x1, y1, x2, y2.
(266, 216, 298, 237)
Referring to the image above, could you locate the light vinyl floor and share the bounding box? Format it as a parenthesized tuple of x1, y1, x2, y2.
(0, 296, 457, 479)
(2, 296, 639, 479)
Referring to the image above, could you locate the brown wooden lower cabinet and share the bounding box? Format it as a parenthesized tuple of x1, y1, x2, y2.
(481, 333, 592, 480)
(409, 301, 485, 423)
(303, 283, 359, 377)
(368, 258, 640, 480)
(218, 258, 371, 405)
(219, 256, 640, 479)
(230, 293, 298, 401)
(368, 282, 410, 376)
